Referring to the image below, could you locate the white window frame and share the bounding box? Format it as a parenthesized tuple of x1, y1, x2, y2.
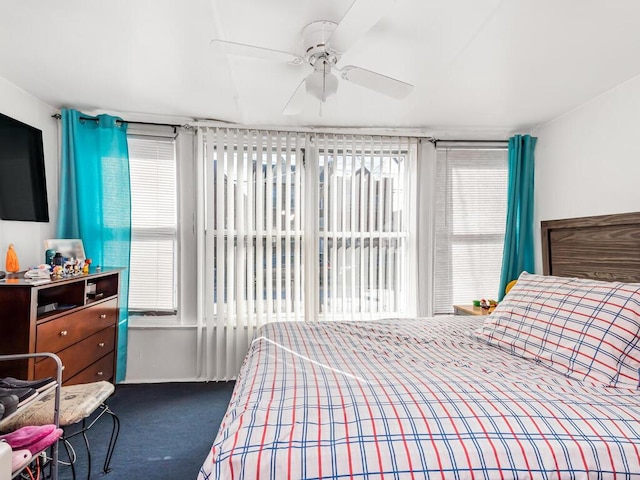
(433, 143, 508, 314)
(312, 134, 416, 321)
(202, 129, 417, 324)
(127, 126, 197, 326)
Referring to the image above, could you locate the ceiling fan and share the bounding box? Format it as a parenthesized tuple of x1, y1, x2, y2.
(210, 0, 413, 115)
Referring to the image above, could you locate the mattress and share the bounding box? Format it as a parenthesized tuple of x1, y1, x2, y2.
(198, 316, 640, 479)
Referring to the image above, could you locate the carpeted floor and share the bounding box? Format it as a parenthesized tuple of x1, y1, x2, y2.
(57, 381, 235, 480)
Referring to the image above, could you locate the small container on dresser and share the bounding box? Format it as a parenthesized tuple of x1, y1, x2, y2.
(453, 304, 492, 316)
(0, 268, 121, 385)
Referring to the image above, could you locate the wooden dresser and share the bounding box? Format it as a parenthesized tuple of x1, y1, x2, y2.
(0, 268, 121, 385)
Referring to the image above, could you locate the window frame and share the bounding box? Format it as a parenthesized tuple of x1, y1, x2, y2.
(126, 126, 197, 326)
(204, 130, 417, 324)
(433, 144, 509, 314)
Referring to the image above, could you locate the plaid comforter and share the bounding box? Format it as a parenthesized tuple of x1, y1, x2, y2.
(198, 316, 640, 479)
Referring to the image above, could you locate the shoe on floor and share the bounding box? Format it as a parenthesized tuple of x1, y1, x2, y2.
(0, 394, 18, 418)
(0, 387, 36, 406)
(26, 428, 62, 455)
(0, 425, 57, 450)
(11, 448, 32, 474)
(0, 377, 55, 392)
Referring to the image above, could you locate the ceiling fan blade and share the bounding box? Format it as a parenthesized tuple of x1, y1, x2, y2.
(282, 78, 307, 115)
(210, 39, 303, 65)
(340, 65, 413, 99)
(326, 0, 397, 54)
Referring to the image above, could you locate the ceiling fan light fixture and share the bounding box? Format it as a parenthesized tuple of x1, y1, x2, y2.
(305, 58, 338, 102)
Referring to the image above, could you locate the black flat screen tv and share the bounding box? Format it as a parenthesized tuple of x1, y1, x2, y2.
(0, 113, 49, 222)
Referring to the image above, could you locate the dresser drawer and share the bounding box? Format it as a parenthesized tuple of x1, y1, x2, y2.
(65, 352, 115, 386)
(35, 327, 115, 382)
(36, 298, 118, 353)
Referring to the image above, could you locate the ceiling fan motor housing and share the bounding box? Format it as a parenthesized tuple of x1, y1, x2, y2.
(303, 21, 340, 67)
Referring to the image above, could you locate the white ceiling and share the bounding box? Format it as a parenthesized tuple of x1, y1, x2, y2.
(1, 0, 640, 136)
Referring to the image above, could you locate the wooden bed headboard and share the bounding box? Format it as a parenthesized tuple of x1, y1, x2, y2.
(541, 211, 640, 283)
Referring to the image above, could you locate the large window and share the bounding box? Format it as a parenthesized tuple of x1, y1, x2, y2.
(207, 130, 414, 321)
(433, 145, 508, 314)
(128, 136, 177, 313)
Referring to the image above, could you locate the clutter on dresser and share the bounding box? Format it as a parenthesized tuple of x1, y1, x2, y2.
(4, 244, 20, 273)
(25, 264, 52, 281)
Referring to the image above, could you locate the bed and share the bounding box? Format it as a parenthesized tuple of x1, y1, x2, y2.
(199, 212, 640, 479)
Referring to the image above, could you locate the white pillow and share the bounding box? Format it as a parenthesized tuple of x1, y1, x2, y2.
(474, 272, 640, 388)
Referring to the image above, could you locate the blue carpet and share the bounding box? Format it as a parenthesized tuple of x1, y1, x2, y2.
(58, 381, 235, 480)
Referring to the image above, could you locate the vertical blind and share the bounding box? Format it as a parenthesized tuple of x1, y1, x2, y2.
(202, 128, 416, 379)
(433, 146, 508, 314)
(204, 128, 306, 379)
(128, 136, 177, 312)
(314, 134, 413, 320)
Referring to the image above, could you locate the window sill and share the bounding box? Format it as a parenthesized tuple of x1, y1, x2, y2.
(128, 314, 195, 329)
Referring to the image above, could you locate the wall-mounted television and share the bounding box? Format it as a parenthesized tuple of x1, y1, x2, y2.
(0, 113, 49, 222)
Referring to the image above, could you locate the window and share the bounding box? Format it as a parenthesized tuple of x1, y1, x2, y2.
(128, 136, 177, 313)
(207, 130, 415, 322)
(433, 145, 508, 314)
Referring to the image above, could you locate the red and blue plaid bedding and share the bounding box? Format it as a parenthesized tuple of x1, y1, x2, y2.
(475, 272, 640, 388)
(198, 316, 640, 479)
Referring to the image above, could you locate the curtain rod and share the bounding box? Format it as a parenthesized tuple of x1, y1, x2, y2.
(51, 113, 184, 129)
(431, 139, 509, 145)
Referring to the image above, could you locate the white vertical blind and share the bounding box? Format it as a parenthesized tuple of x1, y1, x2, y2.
(433, 146, 508, 314)
(202, 128, 417, 379)
(205, 128, 305, 379)
(312, 134, 415, 321)
(128, 136, 177, 312)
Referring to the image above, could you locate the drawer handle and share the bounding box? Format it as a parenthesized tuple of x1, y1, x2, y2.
(97, 371, 103, 376)
(98, 342, 105, 348)
(60, 330, 68, 336)
(99, 314, 107, 319)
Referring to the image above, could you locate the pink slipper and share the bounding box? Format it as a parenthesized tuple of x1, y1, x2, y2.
(26, 427, 62, 455)
(0, 424, 56, 449)
(11, 448, 32, 473)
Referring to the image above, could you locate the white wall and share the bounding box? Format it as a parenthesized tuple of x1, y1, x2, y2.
(0, 76, 58, 268)
(532, 74, 640, 273)
(126, 327, 199, 382)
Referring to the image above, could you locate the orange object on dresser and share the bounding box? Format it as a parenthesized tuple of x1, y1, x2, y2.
(5, 244, 19, 272)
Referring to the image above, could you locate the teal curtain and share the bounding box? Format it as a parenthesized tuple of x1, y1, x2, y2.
(58, 108, 131, 382)
(498, 134, 536, 300)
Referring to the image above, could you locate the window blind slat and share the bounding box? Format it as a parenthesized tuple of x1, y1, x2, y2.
(214, 127, 226, 380)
